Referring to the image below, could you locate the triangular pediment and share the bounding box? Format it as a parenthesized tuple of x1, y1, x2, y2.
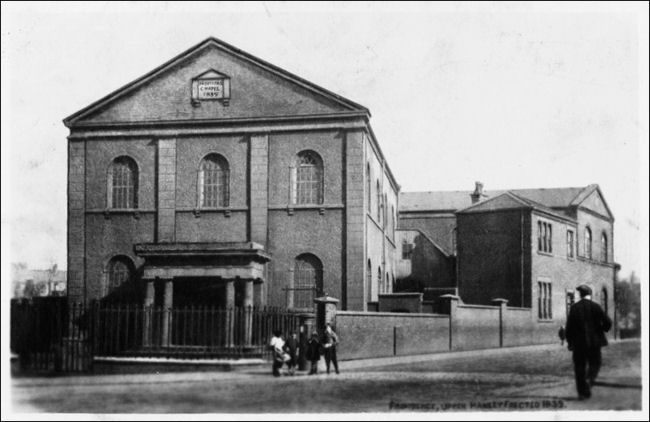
(64, 37, 368, 127)
(194, 69, 229, 79)
(578, 189, 614, 220)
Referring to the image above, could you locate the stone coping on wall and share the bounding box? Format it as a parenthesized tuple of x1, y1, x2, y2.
(337, 310, 448, 318)
(457, 303, 499, 310)
(378, 293, 423, 298)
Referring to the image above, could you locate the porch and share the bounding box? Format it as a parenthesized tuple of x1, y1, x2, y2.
(134, 242, 271, 350)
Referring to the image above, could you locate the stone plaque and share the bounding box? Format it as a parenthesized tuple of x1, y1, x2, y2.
(191, 69, 231, 106)
(197, 79, 224, 99)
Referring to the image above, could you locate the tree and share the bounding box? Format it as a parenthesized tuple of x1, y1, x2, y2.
(615, 271, 641, 335)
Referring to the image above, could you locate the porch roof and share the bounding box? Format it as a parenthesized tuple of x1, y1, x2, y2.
(134, 242, 271, 263)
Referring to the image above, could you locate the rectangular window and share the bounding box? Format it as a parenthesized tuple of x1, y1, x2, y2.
(537, 221, 553, 254)
(538, 281, 552, 320)
(565, 290, 575, 318)
(402, 242, 414, 260)
(566, 230, 575, 259)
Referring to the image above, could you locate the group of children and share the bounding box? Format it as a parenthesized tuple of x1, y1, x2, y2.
(269, 323, 340, 376)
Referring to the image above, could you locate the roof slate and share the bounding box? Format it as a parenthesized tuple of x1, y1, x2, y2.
(400, 185, 599, 213)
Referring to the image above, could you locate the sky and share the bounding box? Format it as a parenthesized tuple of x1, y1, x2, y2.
(1, 2, 648, 281)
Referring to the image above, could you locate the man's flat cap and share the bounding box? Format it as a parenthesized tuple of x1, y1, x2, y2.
(576, 284, 592, 296)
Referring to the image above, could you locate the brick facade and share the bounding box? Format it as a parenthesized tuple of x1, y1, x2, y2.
(65, 38, 399, 311)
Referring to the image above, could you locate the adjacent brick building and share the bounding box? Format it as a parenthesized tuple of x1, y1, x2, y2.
(65, 37, 398, 312)
(398, 182, 617, 324)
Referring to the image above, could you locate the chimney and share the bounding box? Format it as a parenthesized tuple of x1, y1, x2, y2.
(470, 181, 484, 204)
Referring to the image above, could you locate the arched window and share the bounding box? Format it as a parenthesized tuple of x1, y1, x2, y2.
(293, 151, 323, 205)
(383, 193, 388, 228)
(199, 154, 229, 207)
(106, 256, 134, 294)
(109, 156, 138, 209)
(377, 266, 382, 296)
(366, 164, 372, 213)
(585, 227, 592, 259)
(367, 260, 372, 303)
(293, 254, 323, 309)
(376, 181, 381, 222)
(601, 232, 608, 262)
(385, 272, 389, 294)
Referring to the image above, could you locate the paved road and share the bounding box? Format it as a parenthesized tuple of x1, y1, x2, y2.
(9, 340, 642, 414)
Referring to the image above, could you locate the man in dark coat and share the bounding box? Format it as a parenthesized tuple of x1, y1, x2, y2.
(305, 331, 321, 375)
(565, 284, 612, 399)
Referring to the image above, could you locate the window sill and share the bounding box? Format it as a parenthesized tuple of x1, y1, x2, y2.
(537, 319, 555, 323)
(367, 213, 384, 231)
(536, 250, 554, 257)
(271, 203, 344, 216)
(87, 208, 155, 213)
(577, 256, 615, 268)
(192, 208, 235, 218)
(269, 203, 343, 210)
(97, 209, 152, 220)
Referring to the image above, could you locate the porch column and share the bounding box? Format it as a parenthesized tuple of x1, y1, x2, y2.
(142, 279, 155, 347)
(225, 279, 235, 347)
(161, 279, 173, 347)
(243, 279, 254, 346)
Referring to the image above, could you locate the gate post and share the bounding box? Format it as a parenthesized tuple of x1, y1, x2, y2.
(297, 312, 316, 371)
(314, 295, 339, 332)
(440, 294, 460, 351)
(491, 298, 508, 347)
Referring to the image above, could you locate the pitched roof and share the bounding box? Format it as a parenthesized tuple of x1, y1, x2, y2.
(400, 185, 601, 214)
(399, 190, 497, 212)
(64, 36, 369, 127)
(396, 228, 453, 258)
(456, 191, 575, 222)
(509, 187, 588, 208)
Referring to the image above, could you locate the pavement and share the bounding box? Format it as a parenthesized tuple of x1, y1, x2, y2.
(7, 339, 643, 414)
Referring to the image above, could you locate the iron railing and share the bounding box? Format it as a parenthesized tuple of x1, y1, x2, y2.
(11, 300, 302, 372)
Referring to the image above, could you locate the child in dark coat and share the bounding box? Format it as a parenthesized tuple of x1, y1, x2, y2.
(305, 331, 321, 375)
(283, 331, 299, 376)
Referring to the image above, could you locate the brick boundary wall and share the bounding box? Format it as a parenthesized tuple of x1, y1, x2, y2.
(336, 311, 450, 360)
(331, 297, 558, 361)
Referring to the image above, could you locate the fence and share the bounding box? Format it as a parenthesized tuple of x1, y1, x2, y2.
(10, 299, 92, 372)
(11, 300, 301, 373)
(92, 304, 300, 360)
